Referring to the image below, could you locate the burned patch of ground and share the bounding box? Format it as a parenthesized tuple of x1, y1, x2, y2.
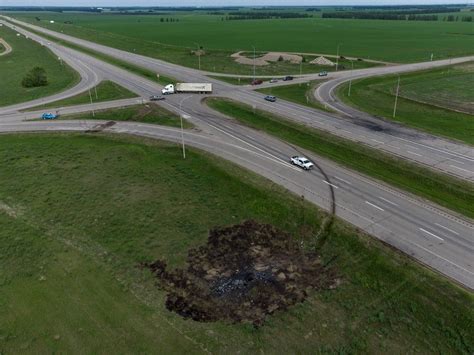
(143, 220, 337, 326)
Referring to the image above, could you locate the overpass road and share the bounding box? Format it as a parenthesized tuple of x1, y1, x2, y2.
(0, 17, 473, 289)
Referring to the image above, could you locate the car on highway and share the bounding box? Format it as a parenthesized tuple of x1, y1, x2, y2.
(318, 71, 328, 77)
(290, 156, 314, 170)
(269, 78, 278, 83)
(149, 95, 165, 101)
(264, 95, 277, 102)
(251, 79, 263, 85)
(283, 76, 294, 81)
(41, 112, 58, 120)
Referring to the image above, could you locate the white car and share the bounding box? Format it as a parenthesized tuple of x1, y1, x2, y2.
(290, 156, 314, 170)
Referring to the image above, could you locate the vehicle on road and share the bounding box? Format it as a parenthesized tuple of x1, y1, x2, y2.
(251, 79, 263, 85)
(283, 76, 294, 81)
(161, 83, 212, 95)
(264, 95, 277, 102)
(41, 112, 58, 120)
(318, 71, 328, 77)
(149, 95, 165, 101)
(269, 78, 278, 83)
(290, 156, 314, 170)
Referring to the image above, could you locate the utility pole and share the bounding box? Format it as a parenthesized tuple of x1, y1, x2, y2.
(179, 95, 193, 159)
(194, 42, 201, 70)
(348, 60, 354, 96)
(252, 45, 256, 82)
(88, 89, 95, 117)
(393, 75, 400, 118)
(336, 43, 341, 71)
(94, 86, 98, 100)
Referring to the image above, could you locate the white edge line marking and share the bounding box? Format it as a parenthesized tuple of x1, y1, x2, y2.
(378, 196, 398, 207)
(449, 165, 474, 174)
(435, 223, 459, 236)
(420, 228, 444, 241)
(323, 180, 338, 189)
(365, 201, 385, 211)
(371, 139, 385, 144)
(334, 176, 352, 185)
(407, 150, 422, 157)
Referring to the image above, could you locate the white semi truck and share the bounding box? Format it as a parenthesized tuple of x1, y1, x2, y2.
(161, 83, 212, 95)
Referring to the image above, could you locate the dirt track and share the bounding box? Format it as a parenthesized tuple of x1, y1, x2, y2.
(0, 38, 12, 56)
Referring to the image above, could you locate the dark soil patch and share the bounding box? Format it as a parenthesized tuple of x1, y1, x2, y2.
(143, 220, 337, 326)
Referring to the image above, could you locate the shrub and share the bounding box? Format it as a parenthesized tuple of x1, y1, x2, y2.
(21, 67, 48, 88)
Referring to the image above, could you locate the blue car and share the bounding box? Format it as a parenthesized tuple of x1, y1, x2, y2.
(41, 112, 58, 120)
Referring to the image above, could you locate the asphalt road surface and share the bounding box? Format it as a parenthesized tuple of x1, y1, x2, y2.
(0, 16, 473, 289)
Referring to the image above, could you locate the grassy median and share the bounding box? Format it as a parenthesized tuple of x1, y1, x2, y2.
(25, 80, 138, 111)
(206, 98, 474, 218)
(0, 133, 472, 353)
(0, 25, 79, 107)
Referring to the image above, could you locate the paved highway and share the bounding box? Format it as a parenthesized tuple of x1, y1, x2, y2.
(3, 16, 472, 182)
(0, 16, 473, 289)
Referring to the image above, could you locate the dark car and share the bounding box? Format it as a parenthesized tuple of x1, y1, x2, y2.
(149, 95, 165, 101)
(283, 76, 294, 81)
(251, 79, 263, 85)
(264, 95, 277, 102)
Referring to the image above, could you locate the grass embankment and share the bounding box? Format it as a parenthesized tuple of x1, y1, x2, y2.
(0, 25, 79, 107)
(208, 75, 259, 85)
(257, 81, 333, 112)
(25, 80, 138, 111)
(338, 63, 474, 145)
(206, 98, 474, 218)
(0, 41, 5, 53)
(13, 24, 176, 86)
(63, 103, 191, 128)
(0, 134, 472, 353)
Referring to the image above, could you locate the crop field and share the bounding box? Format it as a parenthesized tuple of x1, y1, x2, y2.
(338, 62, 474, 144)
(0, 25, 79, 107)
(0, 134, 472, 353)
(7, 11, 474, 73)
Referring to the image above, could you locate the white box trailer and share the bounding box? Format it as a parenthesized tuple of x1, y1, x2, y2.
(162, 83, 212, 95)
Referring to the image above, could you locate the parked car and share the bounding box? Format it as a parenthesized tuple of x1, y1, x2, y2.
(290, 156, 314, 170)
(264, 95, 277, 102)
(41, 112, 58, 120)
(149, 95, 165, 101)
(318, 71, 328, 77)
(283, 76, 294, 81)
(269, 78, 278, 83)
(251, 79, 263, 85)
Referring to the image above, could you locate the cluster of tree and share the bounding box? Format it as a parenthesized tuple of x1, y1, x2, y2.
(21, 67, 48, 88)
(322, 12, 439, 21)
(225, 12, 313, 20)
(305, 8, 322, 12)
(159, 17, 179, 22)
(351, 5, 462, 12)
(444, 15, 473, 22)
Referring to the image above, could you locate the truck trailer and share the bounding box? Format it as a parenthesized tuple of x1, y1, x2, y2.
(161, 83, 212, 95)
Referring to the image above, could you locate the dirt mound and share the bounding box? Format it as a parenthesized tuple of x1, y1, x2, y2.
(143, 220, 336, 326)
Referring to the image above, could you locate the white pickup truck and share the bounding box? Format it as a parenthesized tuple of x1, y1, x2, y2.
(162, 83, 213, 95)
(290, 156, 314, 170)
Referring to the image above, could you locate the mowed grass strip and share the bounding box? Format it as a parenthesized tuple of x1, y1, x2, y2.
(62, 103, 191, 128)
(205, 98, 474, 218)
(257, 80, 333, 112)
(0, 25, 79, 107)
(337, 64, 474, 145)
(0, 134, 472, 353)
(24, 80, 138, 111)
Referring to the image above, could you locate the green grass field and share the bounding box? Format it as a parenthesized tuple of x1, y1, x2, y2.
(0, 133, 472, 353)
(257, 81, 333, 112)
(62, 103, 190, 128)
(0, 25, 79, 107)
(10, 12, 473, 64)
(205, 98, 474, 218)
(337, 63, 474, 144)
(25, 80, 138, 111)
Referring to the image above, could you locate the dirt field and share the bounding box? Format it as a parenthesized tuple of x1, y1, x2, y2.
(144, 220, 336, 326)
